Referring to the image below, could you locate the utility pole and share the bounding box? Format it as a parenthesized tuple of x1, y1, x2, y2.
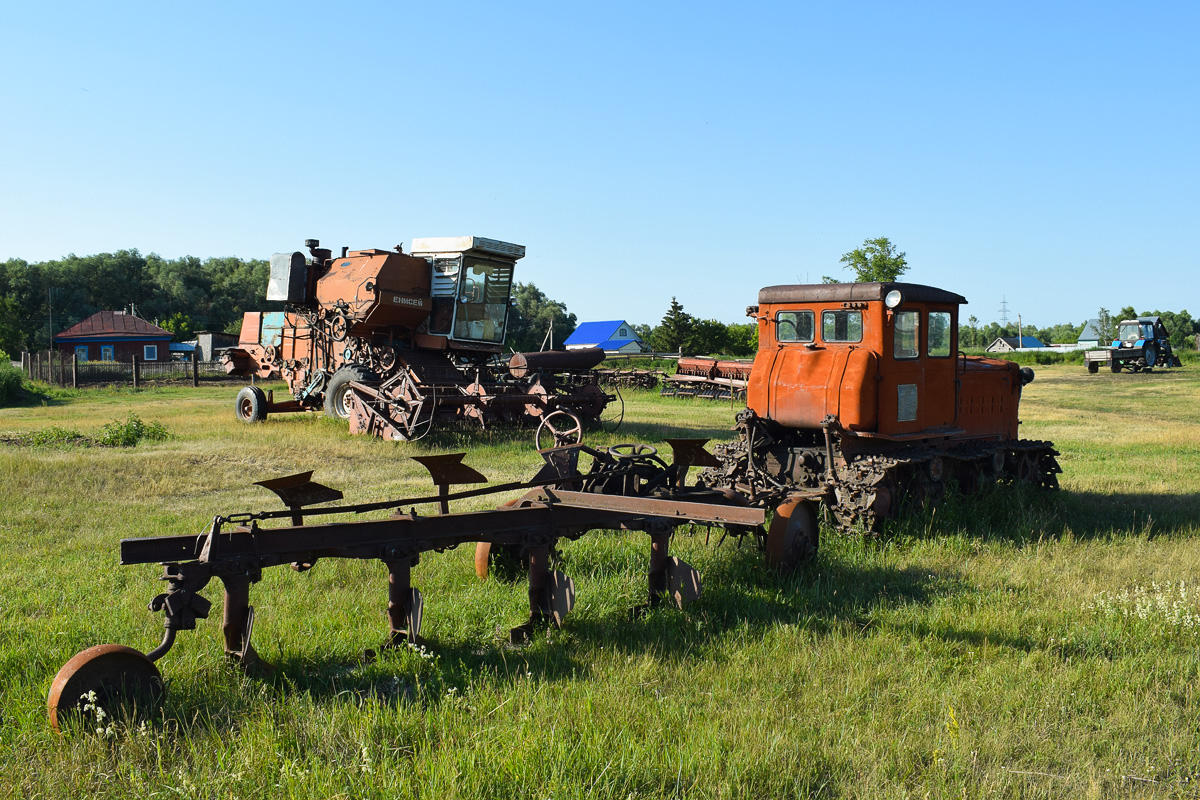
(1018, 315, 1023, 349)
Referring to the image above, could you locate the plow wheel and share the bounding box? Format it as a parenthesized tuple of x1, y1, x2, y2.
(48, 644, 163, 731)
(766, 498, 819, 574)
(523, 380, 551, 419)
(535, 410, 583, 449)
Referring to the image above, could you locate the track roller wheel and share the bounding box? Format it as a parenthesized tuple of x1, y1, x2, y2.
(48, 644, 163, 731)
(766, 498, 819, 574)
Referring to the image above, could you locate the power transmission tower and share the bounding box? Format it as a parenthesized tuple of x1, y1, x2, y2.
(998, 296, 1010, 327)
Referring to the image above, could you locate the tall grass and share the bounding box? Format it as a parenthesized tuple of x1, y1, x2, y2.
(2, 368, 1199, 798)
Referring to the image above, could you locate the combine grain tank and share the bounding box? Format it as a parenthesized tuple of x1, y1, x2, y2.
(700, 282, 1060, 569)
(222, 237, 614, 440)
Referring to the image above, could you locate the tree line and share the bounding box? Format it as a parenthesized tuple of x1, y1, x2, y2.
(3, 239, 1195, 361)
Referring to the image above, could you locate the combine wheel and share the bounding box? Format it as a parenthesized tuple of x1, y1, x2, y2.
(235, 386, 268, 422)
(324, 365, 376, 420)
(1143, 344, 1158, 370)
(535, 410, 583, 449)
(766, 498, 819, 573)
(48, 644, 163, 731)
(1110, 363, 1122, 373)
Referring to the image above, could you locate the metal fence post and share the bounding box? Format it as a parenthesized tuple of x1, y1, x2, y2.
(192, 351, 199, 387)
(132, 354, 140, 391)
(72, 352, 78, 389)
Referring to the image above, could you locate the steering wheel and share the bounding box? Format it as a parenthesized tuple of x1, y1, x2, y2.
(607, 443, 658, 460)
(535, 410, 583, 450)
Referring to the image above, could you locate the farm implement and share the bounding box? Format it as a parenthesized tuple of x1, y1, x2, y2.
(659, 357, 753, 400)
(47, 440, 768, 730)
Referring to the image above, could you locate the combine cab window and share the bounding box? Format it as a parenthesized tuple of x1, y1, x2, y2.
(894, 310, 919, 359)
(453, 257, 514, 344)
(776, 310, 814, 342)
(928, 312, 952, 357)
(822, 310, 863, 343)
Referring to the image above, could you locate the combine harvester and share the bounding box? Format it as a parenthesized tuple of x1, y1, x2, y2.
(223, 237, 616, 443)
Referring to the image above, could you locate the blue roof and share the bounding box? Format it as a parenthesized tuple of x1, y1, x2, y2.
(600, 339, 641, 349)
(564, 320, 637, 346)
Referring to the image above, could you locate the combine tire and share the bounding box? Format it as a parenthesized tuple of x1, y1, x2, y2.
(324, 365, 376, 420)
(235, 386, 268, 422)
(1143, 344, 1158, 370)
(1110, 363, 1122, 373)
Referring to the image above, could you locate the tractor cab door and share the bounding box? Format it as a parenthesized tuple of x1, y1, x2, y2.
(877, 306, 957, 436)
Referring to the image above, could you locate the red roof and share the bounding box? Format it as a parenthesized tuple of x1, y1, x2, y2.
(55, 311, 172, 341)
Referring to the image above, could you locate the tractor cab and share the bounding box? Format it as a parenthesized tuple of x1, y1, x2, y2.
(747, 282, 968, 438)
(1115, 317, 1167, 348)
(410, 236, 524, 352)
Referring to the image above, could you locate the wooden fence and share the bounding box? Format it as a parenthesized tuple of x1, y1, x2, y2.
(19, 351, 237, 389)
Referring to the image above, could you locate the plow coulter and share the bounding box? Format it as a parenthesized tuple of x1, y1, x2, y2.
(47, 440, 767, 730)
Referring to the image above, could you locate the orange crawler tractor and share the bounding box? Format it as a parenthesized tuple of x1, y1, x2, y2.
(701, 282, 1060, 568)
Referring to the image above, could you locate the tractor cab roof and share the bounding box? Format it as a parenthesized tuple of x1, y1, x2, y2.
(758, 282, 967, 306)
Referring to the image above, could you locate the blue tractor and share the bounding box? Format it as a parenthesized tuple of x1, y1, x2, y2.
(1085, 316, 1183, 373)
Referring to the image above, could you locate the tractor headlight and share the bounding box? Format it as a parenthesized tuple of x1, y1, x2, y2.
(884, 290, 903, 309)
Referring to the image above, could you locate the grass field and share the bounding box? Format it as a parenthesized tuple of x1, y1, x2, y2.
(2, 364, 1199, 799)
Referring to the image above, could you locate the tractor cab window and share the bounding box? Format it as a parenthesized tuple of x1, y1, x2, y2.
(453, 257, 514, 343)
(1118, 322, 1142, 343)
(928, 311, 952, 357)
(776, 310, 814, 342)
(893, 310, 919, 359)
(822, 310, 863, 343)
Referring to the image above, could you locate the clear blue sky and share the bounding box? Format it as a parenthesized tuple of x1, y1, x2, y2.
(2, 1, 1196, 330)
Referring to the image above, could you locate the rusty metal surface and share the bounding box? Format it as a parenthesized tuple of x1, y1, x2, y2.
(253, 472, 344, 508)
(509, 348, 605, 379)
(47, 644, 163, 731)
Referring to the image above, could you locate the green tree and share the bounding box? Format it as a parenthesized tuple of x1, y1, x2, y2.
(690, 319, 729, 355)
(725, 322, 759, 356)
(823, 237, 908, 283)
(0, 295, 24, 355)
(1117, 306, 1138, 323)
(1097, 308, 1116, 344)
(504, 282, 576, 353)
(160, 312, 195, 342)
(650, 297, 695, 353)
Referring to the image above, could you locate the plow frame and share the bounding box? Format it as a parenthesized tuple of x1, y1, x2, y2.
(48, 442, 766, 729)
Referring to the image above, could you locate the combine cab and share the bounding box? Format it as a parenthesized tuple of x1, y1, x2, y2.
(701, 282, 1060, 565)
(223, 237, 615, 441)
(1084, 316, 1182, 373)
